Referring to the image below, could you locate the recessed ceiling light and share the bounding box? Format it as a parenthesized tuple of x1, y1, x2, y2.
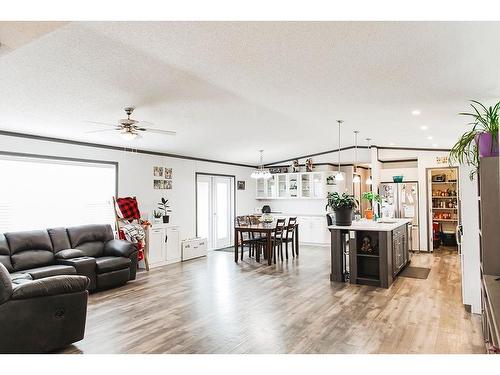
(427, 136, 433, 140)
(412, 110, 421, 116)
(420, 125, 428, 130)
(432, 143, 439, 147)
(389, 142, 395, 146)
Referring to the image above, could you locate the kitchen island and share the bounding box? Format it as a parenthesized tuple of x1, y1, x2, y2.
(328, 218, 412, 288)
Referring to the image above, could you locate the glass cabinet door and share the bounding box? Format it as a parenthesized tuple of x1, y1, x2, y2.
(288, 174, 298, 198)
(256, 178, 265, 198)
(277, 174, 287, 198)
(312, 173, 323, 198)
(301, 174, 311, 198)
(266, 175, 276, 198)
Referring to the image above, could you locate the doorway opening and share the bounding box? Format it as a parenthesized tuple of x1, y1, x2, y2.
(426, 167, 460, 253)
(196, 173, 235, 251)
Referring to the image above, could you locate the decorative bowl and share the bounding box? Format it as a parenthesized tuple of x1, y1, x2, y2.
(392, 175, 404, 183)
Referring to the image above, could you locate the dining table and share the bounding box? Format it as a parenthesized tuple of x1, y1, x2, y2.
(234, 222, 299, 265)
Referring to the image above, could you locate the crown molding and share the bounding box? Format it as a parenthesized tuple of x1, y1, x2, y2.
(265, 144, 451, 166)
(0, 129, 256, 169)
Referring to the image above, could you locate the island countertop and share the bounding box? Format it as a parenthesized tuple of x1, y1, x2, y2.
(327, 218, 412, 232)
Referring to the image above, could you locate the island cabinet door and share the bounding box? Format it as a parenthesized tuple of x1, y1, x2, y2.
(391, 227, 407, 276)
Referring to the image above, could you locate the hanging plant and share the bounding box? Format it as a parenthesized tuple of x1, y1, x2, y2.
(449, 100, 499, 180)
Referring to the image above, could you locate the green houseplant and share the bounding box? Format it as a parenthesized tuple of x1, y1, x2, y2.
(362, 191, 381, 220)
(158, 198, 172, 224)
(326, 192, 358, 226)
(449, 100, 499, 179)
(153, 210, 163, 223)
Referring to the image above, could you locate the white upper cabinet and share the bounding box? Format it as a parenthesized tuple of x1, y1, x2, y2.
(288, 174, 299, 197)
(277, 174, 287, 198)
(256, 171, 338, 200)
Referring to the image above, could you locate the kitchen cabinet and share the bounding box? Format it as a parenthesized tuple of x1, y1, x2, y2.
(273, 215, 330, 245)
(392, 225, 408, 277)
(146, 223, 181, 268)
(255, 171, 339, 200)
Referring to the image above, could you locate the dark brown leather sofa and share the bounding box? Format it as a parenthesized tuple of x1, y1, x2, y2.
(0, 224, 138, 292)
(0, 262, 89, 353)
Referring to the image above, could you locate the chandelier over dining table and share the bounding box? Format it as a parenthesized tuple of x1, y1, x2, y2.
(250, 149, 272, 179)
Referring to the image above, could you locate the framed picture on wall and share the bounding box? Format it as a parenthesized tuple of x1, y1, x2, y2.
(153, 166, 163, 177)
(165, 180, 172, 189)
(237, 181, 246, 190)
(153, 179, 162, 189)
(164, 168, 172, 179)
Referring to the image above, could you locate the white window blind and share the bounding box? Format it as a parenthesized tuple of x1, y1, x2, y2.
(0, 154, 116, 232)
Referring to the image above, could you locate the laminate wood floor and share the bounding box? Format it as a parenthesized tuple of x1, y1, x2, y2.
(62, 245, 485, 354)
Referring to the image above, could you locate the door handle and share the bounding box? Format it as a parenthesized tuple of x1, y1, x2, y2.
(165, 235, 168, 243)
(455, 225, 462, 246)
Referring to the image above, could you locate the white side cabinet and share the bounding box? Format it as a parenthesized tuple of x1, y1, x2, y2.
(146, 224, 181, 268)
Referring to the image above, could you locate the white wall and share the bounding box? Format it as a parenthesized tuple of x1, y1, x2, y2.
(379, 161, 419, 182)
(0, 134, 257, 243)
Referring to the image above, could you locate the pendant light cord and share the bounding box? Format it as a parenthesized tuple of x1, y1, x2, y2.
(337, 120, 343, 174)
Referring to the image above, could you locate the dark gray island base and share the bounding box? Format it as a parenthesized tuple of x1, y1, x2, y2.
(328, 219, 412, 288)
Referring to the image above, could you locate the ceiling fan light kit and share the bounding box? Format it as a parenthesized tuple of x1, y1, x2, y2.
(85, 106, 176, 140)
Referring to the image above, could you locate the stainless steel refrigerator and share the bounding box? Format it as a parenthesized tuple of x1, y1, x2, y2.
(379, 182, 420, 251)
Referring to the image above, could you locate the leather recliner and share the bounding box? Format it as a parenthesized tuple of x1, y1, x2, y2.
(0, 262, 89, 353)
(0, 224, 138, 292)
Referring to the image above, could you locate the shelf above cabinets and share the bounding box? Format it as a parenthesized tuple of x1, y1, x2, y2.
(255, 171, 345, 200)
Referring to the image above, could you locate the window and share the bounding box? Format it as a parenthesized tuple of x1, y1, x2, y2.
(0, 154, 117, 232)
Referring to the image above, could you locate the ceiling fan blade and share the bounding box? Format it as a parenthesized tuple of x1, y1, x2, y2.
(84, 120, 120, 127)
(84, 128, 119, 134)
(140, 128, 177, 136)
(138, 120, 155, 126)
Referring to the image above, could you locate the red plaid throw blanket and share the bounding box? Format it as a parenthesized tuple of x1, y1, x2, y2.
(115, 197, 144, 261)
(116, 197, 141, 220)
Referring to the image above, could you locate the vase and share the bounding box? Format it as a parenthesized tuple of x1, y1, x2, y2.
(476, 132, 499, 157)
(334, 207, 352, 226)
(162, 215, 170, 224)
(365, 209, 373, 220)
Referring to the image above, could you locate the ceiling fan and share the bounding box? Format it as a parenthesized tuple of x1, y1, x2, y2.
(84, 107, 176, 140)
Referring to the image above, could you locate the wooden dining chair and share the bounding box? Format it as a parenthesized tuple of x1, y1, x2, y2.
(283, 217, 297, 259)
(271, 218, 287, 263)
(236, 216, 260, 260)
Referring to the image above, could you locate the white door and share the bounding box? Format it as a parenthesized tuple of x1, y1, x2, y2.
(166, 227, 181, 262)
(148, 227, 165, 265)
(196, 174, 234, 250)
(213, 176, 233, 249)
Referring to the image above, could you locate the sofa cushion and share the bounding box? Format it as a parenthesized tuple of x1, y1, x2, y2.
(67, 225, 114, 258)
(11, 275, 89, 300)
(10, 273, 33, 286)
(0, 233, 13, 272)
(95, 256, 130, 274)
(55, 249, 85, 260)
(5, 230, 54, 271)
(48, 227, 72, 252)
(67, 224, 114, 248)
(12, 264, 76, 280)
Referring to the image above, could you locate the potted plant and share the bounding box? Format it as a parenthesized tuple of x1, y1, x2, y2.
(157, 197, 172, 223)
(325, 192, 358, 226)
(449, 100, 499, 179)
(153, 210, 163, 224)
(362, 191, 382, 220)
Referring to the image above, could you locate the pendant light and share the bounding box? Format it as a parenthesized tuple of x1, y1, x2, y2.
(335, 120, 344, 181)
(352, 130, 361, 183)
(251, 150, 272, 180)
(365, 138, 373, 185)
